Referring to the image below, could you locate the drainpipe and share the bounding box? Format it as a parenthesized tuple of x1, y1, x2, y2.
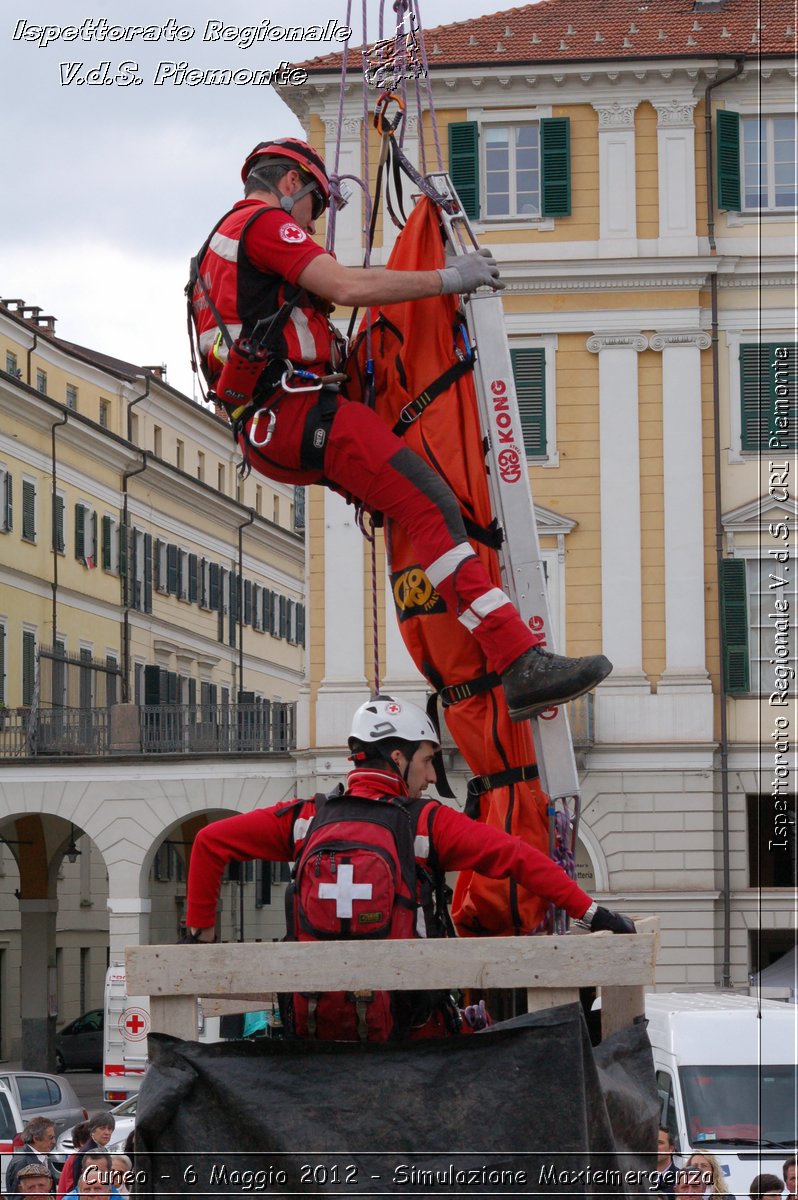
(127, 374, 150, 444)
(704, 57, 745, 990)
(121, 454, 148, 702)
(25, 330, 38, 387)
(50, 410, 68, 644)
(237, 509, 255, 698)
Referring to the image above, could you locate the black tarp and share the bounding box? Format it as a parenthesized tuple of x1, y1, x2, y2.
(132, 1003, 659, 1198)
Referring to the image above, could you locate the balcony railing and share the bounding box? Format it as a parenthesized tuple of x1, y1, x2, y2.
(140, 702, 295, 755)
(0, 702, 296, 758)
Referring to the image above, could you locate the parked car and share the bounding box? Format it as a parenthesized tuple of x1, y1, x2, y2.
(53, 1093, 136, 1166)
(55, 1008, 103, 1072)
(0, 1079, 24, 1193)
(0, 1071, 87, 1139)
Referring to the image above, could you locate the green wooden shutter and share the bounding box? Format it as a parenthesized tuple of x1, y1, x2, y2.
(90, 511, 97, 565)
(2, 470, 11, 532)
(102, 515, 112, 570)
(118, 523, 128, 585)
(510, 347, 547, 456)
(449, 122, 480, 220)
(166, 544, 178, 595)
(297, 603, 306, 648)
(144, 533, 153, 614)
(740, 343, 798, 451)
(719, 558, 750, 694)
(188, 554, 199, 603)
(540, 117, 571, 217)
(75, 503, 85, 560)
(22, 629, 36, 707)
(716, 110, 741, 212)
(21, 480, 35, 541)
(53, 494, 65, 553)
(0, 623, 5, 704)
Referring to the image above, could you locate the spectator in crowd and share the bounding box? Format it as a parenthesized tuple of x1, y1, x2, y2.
(68, 1115, 116, 1192)
(6, 1118, 61, 1195)
(675, 1153, 732, 1198)
(16, 1164, 56, 1195)
(749, 1175, 786, 1200)
(783, 1157, 797, 1200)
(61, 1155, 113, 1200)
(655, 1127, 678, 1194)
(57, 1122, 91, 1200)
(109, 1156, 132, 1199)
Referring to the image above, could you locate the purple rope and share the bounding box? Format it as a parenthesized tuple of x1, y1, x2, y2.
(411, 0, 443, 169)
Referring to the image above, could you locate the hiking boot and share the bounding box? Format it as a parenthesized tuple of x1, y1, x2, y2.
(501, 644, 613, 721)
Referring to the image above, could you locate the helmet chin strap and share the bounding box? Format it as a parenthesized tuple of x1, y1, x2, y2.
(279, 180, 318, 214)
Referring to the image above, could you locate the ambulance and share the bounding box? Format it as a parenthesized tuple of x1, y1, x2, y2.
(103, 963, 223, 1103)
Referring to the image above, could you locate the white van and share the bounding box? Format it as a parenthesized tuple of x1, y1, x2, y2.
(646, 992, 797, 1198)
(103, 963, 224, 1104)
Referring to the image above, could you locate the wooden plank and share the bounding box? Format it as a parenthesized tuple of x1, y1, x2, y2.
(525, 987, 580, 1012)
(600, 984, 646, 1040)
(150, 996, 198, 1039)
(201, 997, 278, 1017)
(127, 920, 658, 999)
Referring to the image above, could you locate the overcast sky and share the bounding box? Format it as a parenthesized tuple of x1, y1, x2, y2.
(1, 0, 508, 399)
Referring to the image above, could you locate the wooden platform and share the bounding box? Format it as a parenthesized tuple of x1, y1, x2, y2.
(127, 915, 659, 1042)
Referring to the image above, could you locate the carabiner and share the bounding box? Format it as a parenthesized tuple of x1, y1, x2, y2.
(373, 91, 405, 137)
(249, 407, 276, 449)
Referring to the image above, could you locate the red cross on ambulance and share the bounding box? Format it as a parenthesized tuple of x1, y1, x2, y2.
(318, 864, 372, 918)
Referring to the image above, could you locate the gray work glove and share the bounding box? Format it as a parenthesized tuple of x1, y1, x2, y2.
(438, 247, 505, 295)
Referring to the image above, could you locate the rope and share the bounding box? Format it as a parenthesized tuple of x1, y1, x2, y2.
(356, 506, 381, 694)
(327, 0, 354, 253)
(411, 0, 444, 170)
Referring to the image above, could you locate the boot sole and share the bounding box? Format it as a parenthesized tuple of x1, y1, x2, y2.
(506, 677, 608, 723)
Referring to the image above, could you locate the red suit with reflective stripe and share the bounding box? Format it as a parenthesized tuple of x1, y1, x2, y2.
(191, 199, 538, 674)
(185, 768, 591, 932)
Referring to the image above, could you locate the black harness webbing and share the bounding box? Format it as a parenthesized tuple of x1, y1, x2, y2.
(464, 762, 541, 817)
(439, 671, 502, 708)
(299, 388, 339, 472)
(390, 354, 474, 438)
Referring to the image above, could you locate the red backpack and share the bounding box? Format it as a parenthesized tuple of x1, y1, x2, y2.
(285, 791, 453, 1042)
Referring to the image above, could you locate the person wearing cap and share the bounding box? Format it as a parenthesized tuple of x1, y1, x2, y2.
(189, 140, 612, 726)
(16, 1164, 55, 1196)
(183, 695, 634, 1038)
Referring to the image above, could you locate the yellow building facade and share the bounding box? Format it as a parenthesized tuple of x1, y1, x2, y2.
(284, 0, 796, 991)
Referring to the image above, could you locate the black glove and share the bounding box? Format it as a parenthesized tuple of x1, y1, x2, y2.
(178, 927, 215, 944)
(589, 905, 636, 934)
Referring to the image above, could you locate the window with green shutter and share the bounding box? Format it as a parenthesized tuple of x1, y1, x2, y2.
(0, 622, 5, 704)
(22, 629, 36, 707)
(22, 480, 36, 542)
(716, 109, 741, 212)
(540, 117, 571, 217)
(53, 493, 65, 553)
(510, 347, 547, 456)
(740, 343, 797, 451)
(102, 515, 113, 571)
(719, 558, 749, 694)
(449, 121, 480, 219)
(1, 469, 11, 532)
(75, 503, 85, 560)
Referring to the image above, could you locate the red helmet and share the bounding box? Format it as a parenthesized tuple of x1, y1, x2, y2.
(241, 138, 330, 211)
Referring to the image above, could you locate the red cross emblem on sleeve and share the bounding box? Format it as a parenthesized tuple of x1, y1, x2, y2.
(318, 864, 372, 918)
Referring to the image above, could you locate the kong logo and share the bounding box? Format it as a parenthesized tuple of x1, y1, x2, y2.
(497, 446, 522, 484)
(391, 565, 446, 622)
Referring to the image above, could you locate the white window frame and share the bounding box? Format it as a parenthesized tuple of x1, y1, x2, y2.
(468, 107, 555, 232)
(178, 549, 190, 601)
(725, 102, 797, 226)
(35, 368, 47, 396)
(76, 501, 96, 565)
(65, 383, 78, 411)
(740, 112, 797, 215)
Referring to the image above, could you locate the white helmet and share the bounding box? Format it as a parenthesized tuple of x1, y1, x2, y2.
(348, 695, 440, 751)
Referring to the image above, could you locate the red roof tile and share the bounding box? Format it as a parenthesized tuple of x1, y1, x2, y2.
(293, 0, 795, 71)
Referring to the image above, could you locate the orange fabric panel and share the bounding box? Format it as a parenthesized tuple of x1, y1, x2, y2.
(352, 198, 552, 936)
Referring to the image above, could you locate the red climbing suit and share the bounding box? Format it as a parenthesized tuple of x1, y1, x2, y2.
(191, 196, 537, 676)
(350, 197, 555, 937)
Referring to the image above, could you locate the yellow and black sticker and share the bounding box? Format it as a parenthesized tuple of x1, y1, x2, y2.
(391, 565, 446, 622)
